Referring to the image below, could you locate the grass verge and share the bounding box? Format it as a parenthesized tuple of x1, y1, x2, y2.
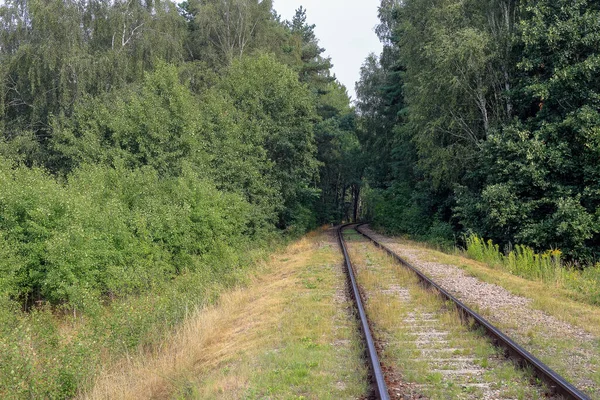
(465, 235, 600, 306)
(83, 229, 368, 399)
(394, 237, 600, 337)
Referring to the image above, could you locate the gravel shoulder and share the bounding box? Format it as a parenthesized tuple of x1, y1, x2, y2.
(359, 225, 600, 398)
(345, 231, 550, 400)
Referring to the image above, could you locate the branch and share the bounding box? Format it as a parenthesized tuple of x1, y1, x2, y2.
(122, 22, 145, 47)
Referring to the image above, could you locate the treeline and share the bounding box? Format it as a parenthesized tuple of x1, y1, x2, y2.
(0, 2, 363, 396)
(0, 0, 361, 309)
(357, 0, 600, 261)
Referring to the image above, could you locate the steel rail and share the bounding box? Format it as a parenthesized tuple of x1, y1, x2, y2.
(355, 224, 590, 400)
(337, 224, 390, 400)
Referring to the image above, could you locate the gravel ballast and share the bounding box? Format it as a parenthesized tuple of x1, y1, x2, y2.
(359, 225, 600, 397)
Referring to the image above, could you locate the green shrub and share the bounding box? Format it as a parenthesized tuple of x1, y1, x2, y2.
(0, 144, 282, 398)
(0, 240, 270, 398)
(565, 264, 600, 305)
(465, 235, 503, 267)
(0, 159, 256, 310)
(365, 185, 451, 248)
(426, 219, 455, 250)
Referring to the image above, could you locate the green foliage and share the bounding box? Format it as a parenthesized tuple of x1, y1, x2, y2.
(0, 240, 270, 399)
(0, 155, 273, 398)
(286, 6, 335, 96)
(195, 89, 280, 233)
(356, 53, 404, 190)
(465, 235, 504, 267)
(365, 185, 428, 237)
(0, 159, 253, 309)
(184, 0, 275, 66)
(315, 101, 363, 224)
(456, 0, 600, 257)
(364, 184, 454, 248)
(359, 0, 600, 261)
(220, 54, 320, 229)
(0, 0, 185, 147)
(52, 62, 286, 234)
(51, 63, 207, 176)
(465, 234, 600, 305)
(394, 0, 510, 190)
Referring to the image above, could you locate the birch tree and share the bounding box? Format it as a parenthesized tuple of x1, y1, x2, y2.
(194, 0, 272, 65)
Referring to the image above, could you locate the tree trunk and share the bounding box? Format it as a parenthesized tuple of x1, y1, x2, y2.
(353, 184, 360, 222)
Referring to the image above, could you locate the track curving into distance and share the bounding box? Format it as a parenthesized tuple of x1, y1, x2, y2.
(354, 223, 591, 400)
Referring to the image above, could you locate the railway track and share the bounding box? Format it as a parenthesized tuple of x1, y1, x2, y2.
(337, 223, 390, 400)
(337, 223, 590, 400)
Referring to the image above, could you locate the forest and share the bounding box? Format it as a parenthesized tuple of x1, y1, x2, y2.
(0, 0, 359, 396)
(1, 0, 600, 397)
(358, 0, 600, 263)
(0, 0, 362, 307)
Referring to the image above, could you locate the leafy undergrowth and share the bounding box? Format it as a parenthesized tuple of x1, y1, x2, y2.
(82, 229, 368, 399)
(0, 157, 284, 399)
(0, 242, 271, 399)
(465, 235, 600, 306)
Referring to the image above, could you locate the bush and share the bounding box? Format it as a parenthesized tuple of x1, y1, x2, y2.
(0, 159, 255, 310)
(364, 185, 451, 247)
(465, 235, 503, 267)
(0, 241, 270, 399)
(426, 219, 455, 250)
(0, 56, 318, 398)
(0, 157, 273, 398)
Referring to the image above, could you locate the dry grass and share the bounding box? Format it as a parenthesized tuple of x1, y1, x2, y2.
(393, 237, 600, 337)
(84, 252, 297, 399)
(82, 230, 367, 400)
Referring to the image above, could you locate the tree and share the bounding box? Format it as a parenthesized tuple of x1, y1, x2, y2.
(0, 0, 187, 168)
(0, 0, 91, 137)
(188, 0, 273, 65)
(219, 54, 320, 229)
(50, 63, 207, 176)
(286, 6, 335, 111)
(457, 0, 600, 259)
(356, 0, 518, 244)
(314, 82, 363, 223)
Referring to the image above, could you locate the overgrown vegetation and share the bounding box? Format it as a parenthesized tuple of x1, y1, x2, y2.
(357, 0, 600, 263)
(0, 1, 362, 397)
(465, 235, 600, 305)
(0, 244, 265, 398)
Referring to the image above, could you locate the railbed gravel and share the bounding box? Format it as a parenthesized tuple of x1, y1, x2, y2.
(359, 225, 600, 397)
(348, 237, 551, 400)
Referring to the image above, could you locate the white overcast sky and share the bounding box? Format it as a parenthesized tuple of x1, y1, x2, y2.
(273, 0, 383, 102)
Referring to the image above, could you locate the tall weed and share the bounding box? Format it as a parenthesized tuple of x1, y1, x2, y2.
(465, 234, 599, 305)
